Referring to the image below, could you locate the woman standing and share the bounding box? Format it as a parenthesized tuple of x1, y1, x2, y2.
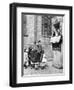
(50, 29, 63, 69)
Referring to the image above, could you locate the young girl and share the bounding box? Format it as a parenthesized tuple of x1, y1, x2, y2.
(42, 53, 47, 63)
(40, 53, 47, 69)
(24, 48, 29, 68)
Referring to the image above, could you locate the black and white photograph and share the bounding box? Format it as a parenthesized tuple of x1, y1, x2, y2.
(22, 14, 63, 76)
(10, 3, 72, 87)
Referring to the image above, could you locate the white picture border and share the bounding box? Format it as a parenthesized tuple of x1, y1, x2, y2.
(16, 7, 70, 84)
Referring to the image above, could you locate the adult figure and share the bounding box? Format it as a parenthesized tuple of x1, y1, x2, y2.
(50, 26, 63, 69)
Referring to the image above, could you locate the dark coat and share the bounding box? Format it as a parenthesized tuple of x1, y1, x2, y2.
(28, 44, 44, 63)
(52, 35, 63, 51)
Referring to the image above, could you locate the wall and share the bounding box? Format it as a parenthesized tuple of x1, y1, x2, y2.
(24, 15, 35, 46)
(0, 0, 74, 90)
(23, 15, 53, 59)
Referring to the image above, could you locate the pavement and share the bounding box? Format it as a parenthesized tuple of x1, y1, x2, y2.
(23, 60, 63, 76)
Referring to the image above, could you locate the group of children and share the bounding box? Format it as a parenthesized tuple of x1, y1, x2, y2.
(24, 41, 47, 70)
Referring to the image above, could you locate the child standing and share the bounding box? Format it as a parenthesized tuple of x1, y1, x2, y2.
(24, 48, 29, 68)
